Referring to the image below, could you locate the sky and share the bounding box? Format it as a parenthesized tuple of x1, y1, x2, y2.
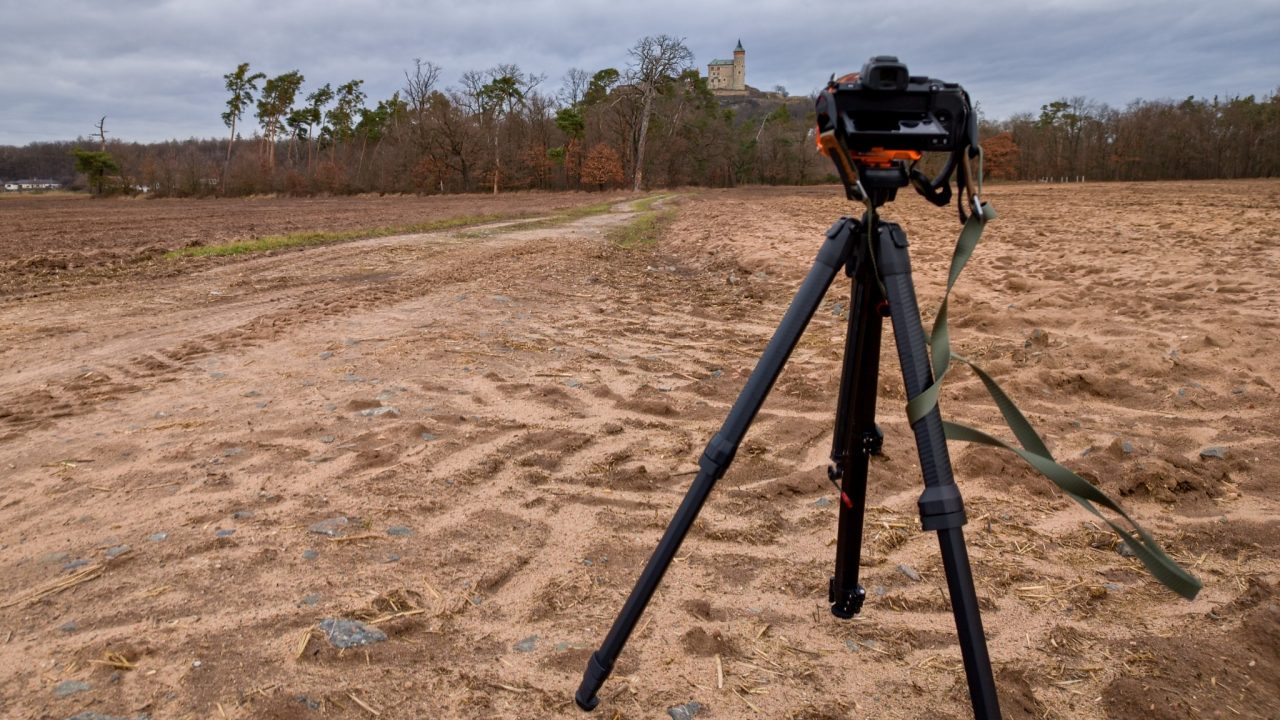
(0, 0, 1276, 145)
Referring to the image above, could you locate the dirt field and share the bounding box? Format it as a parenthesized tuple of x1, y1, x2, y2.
(0, 192, 622, 297)
(0, 181, 1277, 719)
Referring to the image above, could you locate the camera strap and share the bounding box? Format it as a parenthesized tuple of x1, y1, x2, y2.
(903, 194, 1202, 600)
(909, 151, 956, 208)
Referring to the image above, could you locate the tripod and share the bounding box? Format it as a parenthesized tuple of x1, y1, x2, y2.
(575, 166, 1002, 719)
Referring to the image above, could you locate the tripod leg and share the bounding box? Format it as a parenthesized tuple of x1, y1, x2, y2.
(828, 241, 884, 618)
(575, 218, 859, 712)
(874, 221, 1002, 720)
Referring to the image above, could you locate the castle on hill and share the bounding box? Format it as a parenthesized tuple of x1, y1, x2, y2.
(706, 39, 747, 95)
(704, 40, 792, 100)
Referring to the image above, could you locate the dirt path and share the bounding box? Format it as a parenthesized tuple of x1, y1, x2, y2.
(1, 183, 1277, 720)
(0, 201, 634, 435)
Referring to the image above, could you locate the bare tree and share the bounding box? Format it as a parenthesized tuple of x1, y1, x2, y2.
(559, 67, 590, 107)
(626, 35, 693, 191)
(401, 59, 443, 179)
(428, 90, 482, 191)
(93, 116, 108, 151)
(403, 59, 442, 113)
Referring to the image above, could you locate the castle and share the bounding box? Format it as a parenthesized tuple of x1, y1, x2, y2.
(706, 39, 746, 95)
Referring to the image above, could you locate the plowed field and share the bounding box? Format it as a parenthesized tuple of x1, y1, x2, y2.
(1, 182, 1277, 719)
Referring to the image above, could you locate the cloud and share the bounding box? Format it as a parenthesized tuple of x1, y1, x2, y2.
(0, 0, 1276, 144)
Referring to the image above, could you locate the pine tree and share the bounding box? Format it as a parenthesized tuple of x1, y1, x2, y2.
(222, 63, 266, 165)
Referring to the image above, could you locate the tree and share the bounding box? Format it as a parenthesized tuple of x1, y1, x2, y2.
(560, 67, 590, 107)
(583, 68, 620, 107)
(479, 72, 525, 193)
(255, 70, 305, 169)
(93, 116, 108, 151)
(554, 106, 585, 186)
(222, 63, 265, 165)
(402, 60, 441, 155)
(423, 89, 483, 192)
(295, 84, 333, 170)
(626, 35, 694, 191)
(982, 132, 1020, 180)
(322, 79, 368, 166)
(404, 59, 443, 113)
(72, 148, 120, 195)
(284, 100, 315, 167)
(326, 80, 367, 144)
(555, 106, 585, 139)
(355, 93, 406, 182)
(581, 143, 623, 189)
(463, 64, 542, 194)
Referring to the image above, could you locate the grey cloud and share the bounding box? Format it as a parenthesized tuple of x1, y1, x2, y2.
(0, 0, 1276, 144)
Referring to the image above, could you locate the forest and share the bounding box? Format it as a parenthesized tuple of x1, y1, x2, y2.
(1, 35, 1277, 196)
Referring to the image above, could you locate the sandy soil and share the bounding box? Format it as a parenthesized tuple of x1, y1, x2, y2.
(0, 181, 1277, 719)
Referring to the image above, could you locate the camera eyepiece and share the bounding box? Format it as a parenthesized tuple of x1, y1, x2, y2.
(860, 56, 909, 92)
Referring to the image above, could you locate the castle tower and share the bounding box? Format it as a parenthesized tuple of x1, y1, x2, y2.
(732, 39, 746, 91)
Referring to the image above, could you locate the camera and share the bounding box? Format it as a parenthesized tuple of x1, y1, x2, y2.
(815, 56, 975, 155)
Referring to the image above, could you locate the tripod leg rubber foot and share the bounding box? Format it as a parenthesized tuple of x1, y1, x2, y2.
(574, 692, 599, 712)
(829, 577, 867, 619)
(575, 651, 611, 711)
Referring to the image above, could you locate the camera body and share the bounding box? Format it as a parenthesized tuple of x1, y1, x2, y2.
(815, 56, 975, 155)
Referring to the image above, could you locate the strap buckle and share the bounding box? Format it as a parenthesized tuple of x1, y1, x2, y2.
(970, 194, 984, 222)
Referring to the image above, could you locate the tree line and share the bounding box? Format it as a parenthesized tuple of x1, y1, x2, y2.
(981, 93, 1280, 182)
(0, 36, 823, 196)
(1, 37, 1276, 195)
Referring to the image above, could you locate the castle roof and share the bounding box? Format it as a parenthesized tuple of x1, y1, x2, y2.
(735, 39, 744, 51)
(709, 58, 734, 66)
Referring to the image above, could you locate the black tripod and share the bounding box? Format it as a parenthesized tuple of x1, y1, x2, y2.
(575, 166, 1001, 719)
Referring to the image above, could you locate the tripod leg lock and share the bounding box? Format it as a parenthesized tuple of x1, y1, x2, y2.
(863, 425, 884, 456)
(918, 484, 967, 531)
(818, 217, 858, 269)
(699, 433, 737, 480)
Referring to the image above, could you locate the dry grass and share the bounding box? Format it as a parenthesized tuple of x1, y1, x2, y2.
(0, 564, 103, 608)
(166, 213, 519, 258)
(609, 194, 679, 249)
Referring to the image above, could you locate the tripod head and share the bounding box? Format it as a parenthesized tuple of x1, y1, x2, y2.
(849, 159, 912, 208)
(815, 56, 983, 219)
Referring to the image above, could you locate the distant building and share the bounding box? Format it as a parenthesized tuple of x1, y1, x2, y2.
(2, 179, 62, 191)
(707, 40, 747, 95)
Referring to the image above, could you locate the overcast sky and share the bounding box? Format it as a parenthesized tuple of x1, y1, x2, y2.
(0, 0, 1276, 145)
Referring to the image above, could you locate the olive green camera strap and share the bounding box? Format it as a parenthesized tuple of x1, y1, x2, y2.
(904, 199, 1202, 600)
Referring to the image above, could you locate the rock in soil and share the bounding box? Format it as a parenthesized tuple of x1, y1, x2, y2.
(308, 516, 349, 537)
(53, 680, 91, 698)
(667, 701, 703, 720)
(318, 618, 387, 649)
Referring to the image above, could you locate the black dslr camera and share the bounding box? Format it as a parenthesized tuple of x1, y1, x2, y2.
(815, 56, 979, 210)
(816, 56, 976, 154)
